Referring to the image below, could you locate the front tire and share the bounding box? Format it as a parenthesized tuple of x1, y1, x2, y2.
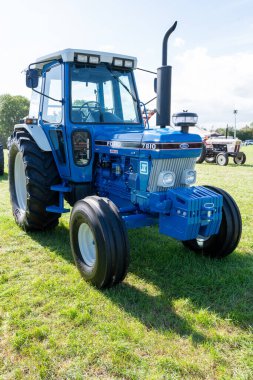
(70, 196, 130, 288)
(183, 186, 242, 258)
(8, 130, 61, 230)
(216, 152, 229, 166)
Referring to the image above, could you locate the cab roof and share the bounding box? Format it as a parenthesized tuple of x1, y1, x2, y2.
(35, 48, 137, 69)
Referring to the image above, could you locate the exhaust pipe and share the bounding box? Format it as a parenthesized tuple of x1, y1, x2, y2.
(156, 21, 177, 128)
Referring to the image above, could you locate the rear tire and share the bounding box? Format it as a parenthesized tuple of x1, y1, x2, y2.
(233, 152, 246, 165)
(183, 186, 241, 258)
(216, 152, 229, 166)
(8, 130, 61, 230)
(0, 144, 4, 176)
(69, 196, 130, 288)
(196, 144, 206, 164)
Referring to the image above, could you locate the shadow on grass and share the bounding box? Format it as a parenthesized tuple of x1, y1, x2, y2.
(28, 222, 74, 265)
(28, 222, 253, 340)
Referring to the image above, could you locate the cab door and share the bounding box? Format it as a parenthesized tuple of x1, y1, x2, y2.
(40, 62, 70, 178)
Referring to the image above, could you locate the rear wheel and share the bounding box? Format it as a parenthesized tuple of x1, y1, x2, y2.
(233, 152, 246, 165)
(69, 196, 130, 288)
(0, 144, 4, 175)
(216, 152, 229, 166)
(196, 144, 206, 164)
(183, 186, 241, 258)
(8, 130, 61, 230)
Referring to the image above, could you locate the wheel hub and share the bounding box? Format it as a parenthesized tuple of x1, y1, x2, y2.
(78, 223, 96, 267)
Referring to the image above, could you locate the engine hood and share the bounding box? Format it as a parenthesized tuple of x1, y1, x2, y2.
(94, 127, 202, 159)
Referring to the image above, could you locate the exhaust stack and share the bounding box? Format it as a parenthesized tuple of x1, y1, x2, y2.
(156, 21, 177, 128)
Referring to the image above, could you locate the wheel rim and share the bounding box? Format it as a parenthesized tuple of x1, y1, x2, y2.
(78, 223, 96, 267)
(14, 152, 27, 211)
(217, 155, 226, 165)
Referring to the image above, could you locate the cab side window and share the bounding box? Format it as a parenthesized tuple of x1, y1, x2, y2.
(42, 64, 62, 124)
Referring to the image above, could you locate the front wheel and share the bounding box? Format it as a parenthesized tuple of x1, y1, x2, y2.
(69, 196, 130, 288)
(183, 186, 242, 258)
(216, 152, 229, 166)
(233, 152, 246, 165)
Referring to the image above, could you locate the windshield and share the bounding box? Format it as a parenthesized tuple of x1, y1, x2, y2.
(70, 63, 140, 124)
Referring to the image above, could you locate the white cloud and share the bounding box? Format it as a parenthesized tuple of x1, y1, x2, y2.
(171, 48, 253, 128)
(135, 47, 253, 129)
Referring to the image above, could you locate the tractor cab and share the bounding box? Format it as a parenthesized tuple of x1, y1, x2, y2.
(27, 49, 141, 127)
(26, 49, 143, 182)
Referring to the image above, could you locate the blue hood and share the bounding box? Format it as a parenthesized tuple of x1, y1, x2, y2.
(94, 127, 202, 159)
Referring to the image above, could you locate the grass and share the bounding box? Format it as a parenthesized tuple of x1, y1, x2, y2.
(0, 147, 253, 379)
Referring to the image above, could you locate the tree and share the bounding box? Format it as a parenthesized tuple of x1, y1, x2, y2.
(0, 94, 29, 147)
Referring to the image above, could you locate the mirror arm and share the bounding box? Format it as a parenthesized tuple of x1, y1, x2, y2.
(32, 88, 63, 104)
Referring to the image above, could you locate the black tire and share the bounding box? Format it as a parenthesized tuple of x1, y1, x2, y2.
(69, 196, 130, 289)
(196, 144, 206, 164)
(205, 156, 216, 163)
(216, 152, 229, 166)
(183, 186, 242, 258)
(8, 130, 61, 231)
(233, 152, 246, 165)
(0, 143, 4, 176)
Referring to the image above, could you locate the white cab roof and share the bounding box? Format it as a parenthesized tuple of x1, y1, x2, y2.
(35, 48, 137, 69)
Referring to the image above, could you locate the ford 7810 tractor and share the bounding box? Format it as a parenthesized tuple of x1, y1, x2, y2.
(8, 22, 241, 288)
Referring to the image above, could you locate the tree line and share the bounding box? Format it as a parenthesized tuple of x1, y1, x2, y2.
(0, 94, 29, 147)
(215, 125, 253, 141)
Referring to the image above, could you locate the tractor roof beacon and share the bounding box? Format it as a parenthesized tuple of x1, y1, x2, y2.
(8, 22, 242, 288)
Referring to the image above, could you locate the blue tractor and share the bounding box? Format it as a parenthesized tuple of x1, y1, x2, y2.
(8, 23, 241, 288)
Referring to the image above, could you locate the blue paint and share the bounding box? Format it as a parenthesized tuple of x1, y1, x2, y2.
(36, 60, 222, 243)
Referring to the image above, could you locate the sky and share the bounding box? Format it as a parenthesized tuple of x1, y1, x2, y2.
(0, 0, 253, 129)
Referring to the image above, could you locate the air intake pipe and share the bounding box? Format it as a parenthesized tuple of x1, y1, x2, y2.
(156, 21, 177, 128)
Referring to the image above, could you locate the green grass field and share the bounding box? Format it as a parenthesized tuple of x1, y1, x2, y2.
(0, 147, 253, 380)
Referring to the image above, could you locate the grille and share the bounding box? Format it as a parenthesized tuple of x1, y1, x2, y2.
(147, 157, 196, 192)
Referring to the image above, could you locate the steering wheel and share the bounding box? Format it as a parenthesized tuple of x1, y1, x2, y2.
(78, 101, 102, 121)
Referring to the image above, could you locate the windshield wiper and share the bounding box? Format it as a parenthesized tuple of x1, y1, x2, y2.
(106, 67, 137, 103)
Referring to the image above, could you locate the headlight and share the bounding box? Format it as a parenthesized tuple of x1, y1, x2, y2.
(181, 169, 196, 185)
(157, 171, 175, 187)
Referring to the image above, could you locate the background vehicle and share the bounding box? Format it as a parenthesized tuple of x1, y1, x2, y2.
(0, 142, 4, 175)
(8, 22, 242, 288)
(245, 139, 253, 146)
(204, 136, 246, 166)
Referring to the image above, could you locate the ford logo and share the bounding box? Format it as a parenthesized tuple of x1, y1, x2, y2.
(180, 143, 189, 149)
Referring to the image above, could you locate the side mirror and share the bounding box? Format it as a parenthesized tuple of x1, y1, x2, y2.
(26, 69, 39, 88)
(154, 78, 157, 93)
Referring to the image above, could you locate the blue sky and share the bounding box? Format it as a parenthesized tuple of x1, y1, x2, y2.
(0, 0, 253, 128)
